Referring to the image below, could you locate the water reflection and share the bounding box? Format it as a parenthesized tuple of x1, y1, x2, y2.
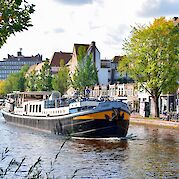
(0, 113, 179, 178)
(73, 138, 129, 151)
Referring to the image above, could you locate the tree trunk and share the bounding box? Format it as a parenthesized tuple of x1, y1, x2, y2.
(153, 95, 160, 117)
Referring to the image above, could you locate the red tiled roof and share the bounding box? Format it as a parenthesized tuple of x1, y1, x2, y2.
(74, 44, 90, 55)
(50, 52, 72, 67)
(112, 56, 124, 63)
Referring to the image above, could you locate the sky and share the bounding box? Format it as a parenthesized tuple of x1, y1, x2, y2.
(0, 0, 178, 60)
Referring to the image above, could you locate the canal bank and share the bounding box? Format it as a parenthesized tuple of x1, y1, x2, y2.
(131, 113, 179, 129)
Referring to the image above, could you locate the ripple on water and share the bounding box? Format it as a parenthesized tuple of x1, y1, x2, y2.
(0, 114, 179, 178)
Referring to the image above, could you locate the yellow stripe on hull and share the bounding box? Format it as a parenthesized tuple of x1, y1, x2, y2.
(119, 111, 130, 121)
(73, 110, 130, 121)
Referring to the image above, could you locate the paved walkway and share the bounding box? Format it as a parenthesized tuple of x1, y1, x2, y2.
(130, 113, 179, 129)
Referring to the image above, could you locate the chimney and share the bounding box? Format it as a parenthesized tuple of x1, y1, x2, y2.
(173, 17, 178, 21)
(91, 41, 96, 64)
(91, 41, 95, 47)
(173, 17, 179, 26)
(17, 48, 22, 56)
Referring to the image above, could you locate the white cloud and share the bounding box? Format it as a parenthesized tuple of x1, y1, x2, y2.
(54, 0, 93, 6)
(0, 0, 178, 60)
(138, 0, 179, 17)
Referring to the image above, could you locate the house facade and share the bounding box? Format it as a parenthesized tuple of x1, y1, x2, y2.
(99, 59, 111, 85)
(137, 85, 178, 117)
(68, 41, 110, 86)
(99, 56, 133, 85)
(108, 83, 138, 110)
(89, 83, 178, 117)
(68, 43, 90, 76)
(50, 41, 130, 87)
(26, 62, 45, 76)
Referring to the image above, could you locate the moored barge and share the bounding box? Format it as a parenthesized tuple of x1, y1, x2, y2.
(1, 91, 130, 138)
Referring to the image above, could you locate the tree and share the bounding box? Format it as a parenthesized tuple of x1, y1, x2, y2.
(37, 59, 52, 91)
(0, 80, 6, 95)
(118, 17, 179, 117)
(16, 64, 29, 91)
(26, 69, 37, 91)
(72, 46, 98, 94)
(117, 76, 134, 84)
(52, 59, 70, 95)
(3, 65, 29, 94)
(0, 0, 35, 48)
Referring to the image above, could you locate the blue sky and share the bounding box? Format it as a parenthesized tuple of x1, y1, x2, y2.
(0, 0, 178, 60)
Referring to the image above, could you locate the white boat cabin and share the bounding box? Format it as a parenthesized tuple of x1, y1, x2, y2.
(5, 91, 100, 117)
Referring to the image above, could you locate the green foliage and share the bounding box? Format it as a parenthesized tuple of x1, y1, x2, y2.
(0, 80, 6, 95)
(17, 65, 29, 91)
(36, 59, 52, 91)
(26, 60, 53, 92)
(3, 65, 29, 94)
(118, 17, 179, 117)
(52, 59, 70, 95)
(72, 46, 98, 93)
(117, 76, 134, 84)
(26, 69, 37, 91)
(0, 0, 35, 48)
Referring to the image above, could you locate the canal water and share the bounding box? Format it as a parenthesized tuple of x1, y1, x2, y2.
(0, 112, 178, 179)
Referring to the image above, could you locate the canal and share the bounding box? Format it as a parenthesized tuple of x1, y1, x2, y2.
(0, 112, 178, 178)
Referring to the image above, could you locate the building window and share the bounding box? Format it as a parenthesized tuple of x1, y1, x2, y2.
(121, 88, 123, 96)
(39, 105, 41, 112)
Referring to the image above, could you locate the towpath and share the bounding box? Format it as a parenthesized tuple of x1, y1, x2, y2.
(130, 113, 179, 129)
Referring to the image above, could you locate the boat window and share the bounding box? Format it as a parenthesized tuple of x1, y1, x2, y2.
(39, 105, 41, 112)
(44, 100, 55, 108)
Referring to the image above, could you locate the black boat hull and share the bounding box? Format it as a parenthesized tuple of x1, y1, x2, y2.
(2, 109, 129, 138)
(72, 119, 129, 137)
